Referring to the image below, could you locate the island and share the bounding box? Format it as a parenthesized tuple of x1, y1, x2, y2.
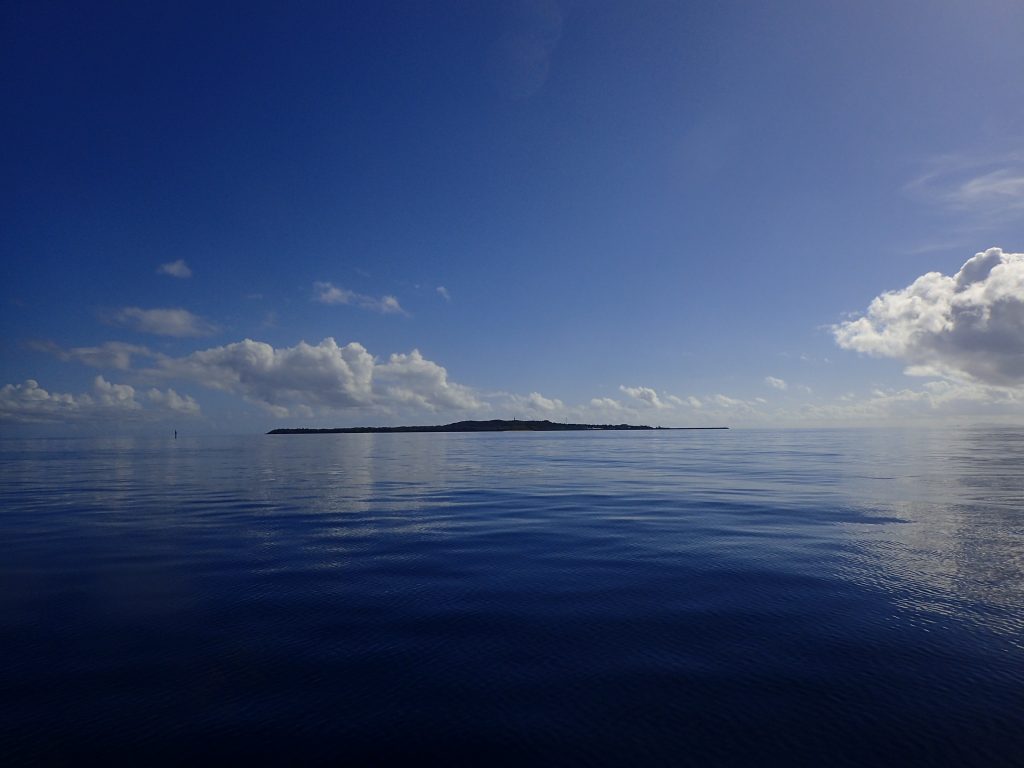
(268, 419, 728, 434)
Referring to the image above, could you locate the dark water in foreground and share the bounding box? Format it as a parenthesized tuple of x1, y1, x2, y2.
(1, 429, 1022, 765)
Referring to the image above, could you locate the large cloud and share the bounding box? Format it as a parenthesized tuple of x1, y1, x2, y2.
(0, 376, 197, 423)
(150, 338, 480, 417)
(375, 350, 482, 411)
(834, 248, 1024, 386)
(155, 338, 375, 416)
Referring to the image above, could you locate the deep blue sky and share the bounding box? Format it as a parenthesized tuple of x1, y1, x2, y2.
(3, 1, 1023, 431)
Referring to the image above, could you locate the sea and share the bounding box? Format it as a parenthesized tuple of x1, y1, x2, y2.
(1, 428, 1022, 765)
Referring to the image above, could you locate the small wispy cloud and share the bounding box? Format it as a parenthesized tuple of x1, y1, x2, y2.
(157, 259, 192, 278)
(313, 282, 406, 315)
(764, 376, 788, 390)
(105, 307, 217, 337)
(30, 340, 159, 370)
(907, 150, 1024, 223)
(954, 170, 1024, 211)
(436, 286, 451, 302)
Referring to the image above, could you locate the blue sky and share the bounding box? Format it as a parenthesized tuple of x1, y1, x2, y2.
(3, 0, 1023, 432)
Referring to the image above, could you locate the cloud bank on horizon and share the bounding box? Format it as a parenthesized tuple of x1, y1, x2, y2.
(1, 377, 198, 424)
(6, 246, 1022, 431)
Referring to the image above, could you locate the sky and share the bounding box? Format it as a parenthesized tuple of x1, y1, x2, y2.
(2, 0, 1024, 433)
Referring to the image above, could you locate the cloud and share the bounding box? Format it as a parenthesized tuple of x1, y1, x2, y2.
(149, 337, 482, 417)
(157, 259, 192, 278)
(146, 387, 200, 415)
(908, 151, 1024, 223)
(92, 375, 140, 408)
(155, 338, 376, 415)
(795, 380, 1023, 425)
(0, 376, 198, 423)
(764, 376, 788, 390)
(834, 248, 1024, 386)
(493, 391, 565, 418)
(436, 286, 451, 301)
(953, 170, 1024, 213)
(711, 394, 745, 408)
(578, 381, 1023, 428)
(375, 350, 483, 411)
(619, 385, 671, 409)
(524, 392, 562, 411)
(107, 307, 217, 337)
(0, 377, 127, 422)
(30, 340, 158, 370)
(313, 282, 406, 315)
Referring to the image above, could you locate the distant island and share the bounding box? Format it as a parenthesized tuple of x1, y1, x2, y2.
(268, 419, 728, 434)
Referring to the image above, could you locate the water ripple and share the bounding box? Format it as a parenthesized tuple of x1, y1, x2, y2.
(1, 429, 1022, 765)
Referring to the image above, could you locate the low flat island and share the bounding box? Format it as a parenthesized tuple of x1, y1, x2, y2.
(268, 419, 728, 434)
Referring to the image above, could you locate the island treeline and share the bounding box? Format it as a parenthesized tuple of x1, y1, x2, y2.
(268, 419, 728, 434)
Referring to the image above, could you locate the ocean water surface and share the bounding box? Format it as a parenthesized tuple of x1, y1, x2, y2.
(1, 429, 1022, 765)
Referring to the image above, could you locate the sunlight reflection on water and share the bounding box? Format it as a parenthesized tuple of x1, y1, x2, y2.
(1, 428, 1022, 764)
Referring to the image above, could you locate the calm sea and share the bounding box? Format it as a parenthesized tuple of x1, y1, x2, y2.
(1, 429, 1022, 765)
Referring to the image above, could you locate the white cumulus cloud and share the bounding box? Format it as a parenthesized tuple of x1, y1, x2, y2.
(149, 338, 482, 418)
(0, 379, 91, 422)
(92, 375, 139, 408)
(0, 376, 198, 423)
(155, 338, 376, 414)
(108, 307, 217, 337)
(834, 248, 1024, 386)
(146, 387, 200, 415)
(375, 349, 483, 411)
(764, 376, 788, 390)
(157, 259, 192, 278)
(493, 391, 565, 418)
(619, 385, 671, 409)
